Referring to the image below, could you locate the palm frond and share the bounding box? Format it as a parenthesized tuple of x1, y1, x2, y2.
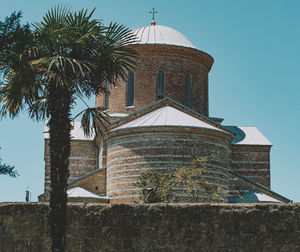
(105, 23, 137, 46)
(73, 106, 110, 138)
(33, 5, 72, 31)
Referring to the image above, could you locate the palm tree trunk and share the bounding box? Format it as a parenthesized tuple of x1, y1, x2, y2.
(47, 81, 72, 252)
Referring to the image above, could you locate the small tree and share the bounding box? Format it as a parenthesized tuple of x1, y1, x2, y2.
(175, 156, 225, 202)
(134, 171, 173, 203)
(134, 156, 226, 203)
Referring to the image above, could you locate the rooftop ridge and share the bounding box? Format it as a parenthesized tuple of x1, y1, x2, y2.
(104, 97, 234, 137)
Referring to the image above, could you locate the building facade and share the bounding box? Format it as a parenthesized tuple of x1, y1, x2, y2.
(39, 22, 290, 204)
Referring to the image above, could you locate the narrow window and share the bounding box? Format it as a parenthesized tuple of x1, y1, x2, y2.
(126, 71, 134, 107)
(157, 70, 165, 100)
(103, 80, 109, 110)
(185, 74, 192, 107)
(204, 77, 208, 115)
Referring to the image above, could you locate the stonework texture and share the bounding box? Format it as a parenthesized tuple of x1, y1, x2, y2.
(44, 139, 97, 192)
(1, 203, 300, 252)
(105, 126, 232, 203)
(96, 45, 213, 116)
(231, 145, 271, 187)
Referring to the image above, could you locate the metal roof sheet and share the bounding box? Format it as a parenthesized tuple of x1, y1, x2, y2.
(44, 121, 94, 141)
(132, 25, 197, 49)
(224, 126, 272, 145)
(67, 187, 106, 199)
(112, 105, 226, 133)
(108, 112, 128, 117)
(228, 169, 292, 203)
(229, 190, 281, 203)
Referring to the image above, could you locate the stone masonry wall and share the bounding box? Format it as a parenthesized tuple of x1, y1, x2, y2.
(44, 139, 97, 192)
(1, 203, 300, 252)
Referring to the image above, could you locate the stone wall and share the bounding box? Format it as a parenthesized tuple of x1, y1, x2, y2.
(1, 203, 299, 252)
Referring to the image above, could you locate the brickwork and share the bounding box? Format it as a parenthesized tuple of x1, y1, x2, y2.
(42, 35, 274, 204)
(231, 145, 271, 187)
(1, 203, 300, 251)
(105, 126, 232, 203)
(96, 45, 213, 117)
(44, 139, 97, 192)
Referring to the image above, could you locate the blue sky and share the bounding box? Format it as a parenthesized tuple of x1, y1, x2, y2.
(0, 0, 299, 202)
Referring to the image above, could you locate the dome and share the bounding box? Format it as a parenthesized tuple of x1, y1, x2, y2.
(132, 25, 197, 49)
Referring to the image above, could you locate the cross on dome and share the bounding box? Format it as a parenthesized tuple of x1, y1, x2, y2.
(149, 8, 158, 25)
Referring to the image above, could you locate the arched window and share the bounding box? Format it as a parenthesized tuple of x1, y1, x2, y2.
(126, 71, 134, 107)
(103, 80, 109, 110)
(157, 70, 165, 100)
(185, 74, 192, 107)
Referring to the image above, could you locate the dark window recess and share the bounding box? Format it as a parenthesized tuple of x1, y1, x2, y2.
(157, 70, 165, 100)
(203, 77, 208, 115)
(126, 71, 134, 106)
(103, 80, 110, 110)
(185, 74, 192, 107)
(95, 186, 98, 190)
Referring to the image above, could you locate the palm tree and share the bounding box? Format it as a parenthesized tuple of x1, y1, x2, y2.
(0, 7, 136, 252)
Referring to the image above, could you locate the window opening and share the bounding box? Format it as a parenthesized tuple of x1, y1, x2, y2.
(185, 74, 192, 107)
(157, 70, 165, 100)
(126, 71, 134, 106)
(103, 80, 110, 110)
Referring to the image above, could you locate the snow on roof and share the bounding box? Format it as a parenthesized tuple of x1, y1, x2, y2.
(67, 187, 106, 199)
(132, 25, 197, 49)
(111, 105, 227, 133)
(224, 126, 272, 146)
(44, 121, 94, 141)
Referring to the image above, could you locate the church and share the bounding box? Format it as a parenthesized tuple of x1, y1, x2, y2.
(39, 18, 291, 204)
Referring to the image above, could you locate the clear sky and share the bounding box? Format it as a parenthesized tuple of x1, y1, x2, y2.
(0, 0, 299, 202)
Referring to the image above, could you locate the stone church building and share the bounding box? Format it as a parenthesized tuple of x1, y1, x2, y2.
(39, 21, 291, 204)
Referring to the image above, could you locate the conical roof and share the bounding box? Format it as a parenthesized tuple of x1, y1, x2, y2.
(111, 105, 226, 133)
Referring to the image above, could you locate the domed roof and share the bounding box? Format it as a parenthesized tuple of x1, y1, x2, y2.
(132, 24, 197, 49)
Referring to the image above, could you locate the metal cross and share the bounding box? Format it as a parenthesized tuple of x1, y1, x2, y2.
(149, 8, 158, 20)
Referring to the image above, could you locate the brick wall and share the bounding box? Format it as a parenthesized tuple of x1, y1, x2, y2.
(106, 126, 232, 203)
(96, 45, 213, 117)
(231, 145, 271, 187)
(1, 203, 300, 252)
(44, 139, 97, 192)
